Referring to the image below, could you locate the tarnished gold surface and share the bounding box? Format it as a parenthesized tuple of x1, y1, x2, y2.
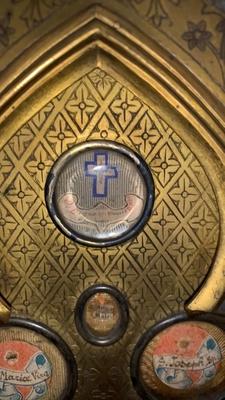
(0, 1, 225, 399)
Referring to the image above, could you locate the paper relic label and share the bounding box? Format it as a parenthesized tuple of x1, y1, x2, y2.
(151, 324, 222, 390)
(55, 149, 148, 240)
(0, 340, 52, 400)
(84, 293, 121, 335)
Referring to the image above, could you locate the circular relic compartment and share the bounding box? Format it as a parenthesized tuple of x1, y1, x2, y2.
(131, 313, 225, 399)
(75, 284, 129, 345)
(0, 318, 77, 400)
(45, 141, 154, 247)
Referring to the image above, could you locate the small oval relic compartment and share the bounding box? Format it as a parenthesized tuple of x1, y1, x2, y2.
(45, 140, 155, 247)
(0, 317, 77, 400)
(75, 284, 129, 345)
(131, 313, 225, 399)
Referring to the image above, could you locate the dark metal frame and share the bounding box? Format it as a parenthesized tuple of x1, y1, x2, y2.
(130, 312, 225, 400)
(0, 317, 77, 400)
(75, 284, 129, 346)
(45, 140, 155, 247)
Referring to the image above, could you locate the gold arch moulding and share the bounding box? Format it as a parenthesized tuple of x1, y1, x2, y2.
(0, 6, 225, 317)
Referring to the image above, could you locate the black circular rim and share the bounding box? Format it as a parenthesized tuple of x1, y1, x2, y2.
(130, 311, 225, 400)
(0, 317, 77, 400)
(75, 284, 129, 346)
(45, 140, 155, 247)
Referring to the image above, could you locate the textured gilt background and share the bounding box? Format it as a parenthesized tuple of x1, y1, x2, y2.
(0, 67, 220, 399)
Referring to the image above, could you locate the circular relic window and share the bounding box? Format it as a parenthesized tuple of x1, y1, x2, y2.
(75, 284, 129, 345)
(45, 141, 154, 247)
(0, 318, 77, 400)
(131, 313, 225, 400)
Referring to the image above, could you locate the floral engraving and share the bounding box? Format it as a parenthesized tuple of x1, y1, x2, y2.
(11, 0, 71, 29)
(0, 12, 14, 47)
(131, 0, 181, 28)
(182, 21, 212, 51)
(216, 17, 225, 60)
(89, 68, 116, 98)
(182, 18, 225, 87)
(65, 82, 99, 131)
(131, 0, 225, 89)
(110, 88, 141, 130)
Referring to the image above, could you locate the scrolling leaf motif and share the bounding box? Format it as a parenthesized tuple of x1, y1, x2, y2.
(216, 17, 225, 60)
(0, 12, 14, 47)
(131, 0, 225, 90)
(199, 0, 225, 86)
(131, 0, 181, 28)
(11, 0, 72, 29)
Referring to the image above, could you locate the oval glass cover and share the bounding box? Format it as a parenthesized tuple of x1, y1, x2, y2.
(75, 284, 129, 346)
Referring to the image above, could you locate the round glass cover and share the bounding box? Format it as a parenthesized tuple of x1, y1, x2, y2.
(45, 141, 154, 246)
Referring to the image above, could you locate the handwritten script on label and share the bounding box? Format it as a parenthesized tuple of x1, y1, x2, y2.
(151, 324, 222, 390)
(0, 341, 52, 400)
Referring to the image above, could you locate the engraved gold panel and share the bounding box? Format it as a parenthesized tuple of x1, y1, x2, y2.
(0, 59, 220, 399)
